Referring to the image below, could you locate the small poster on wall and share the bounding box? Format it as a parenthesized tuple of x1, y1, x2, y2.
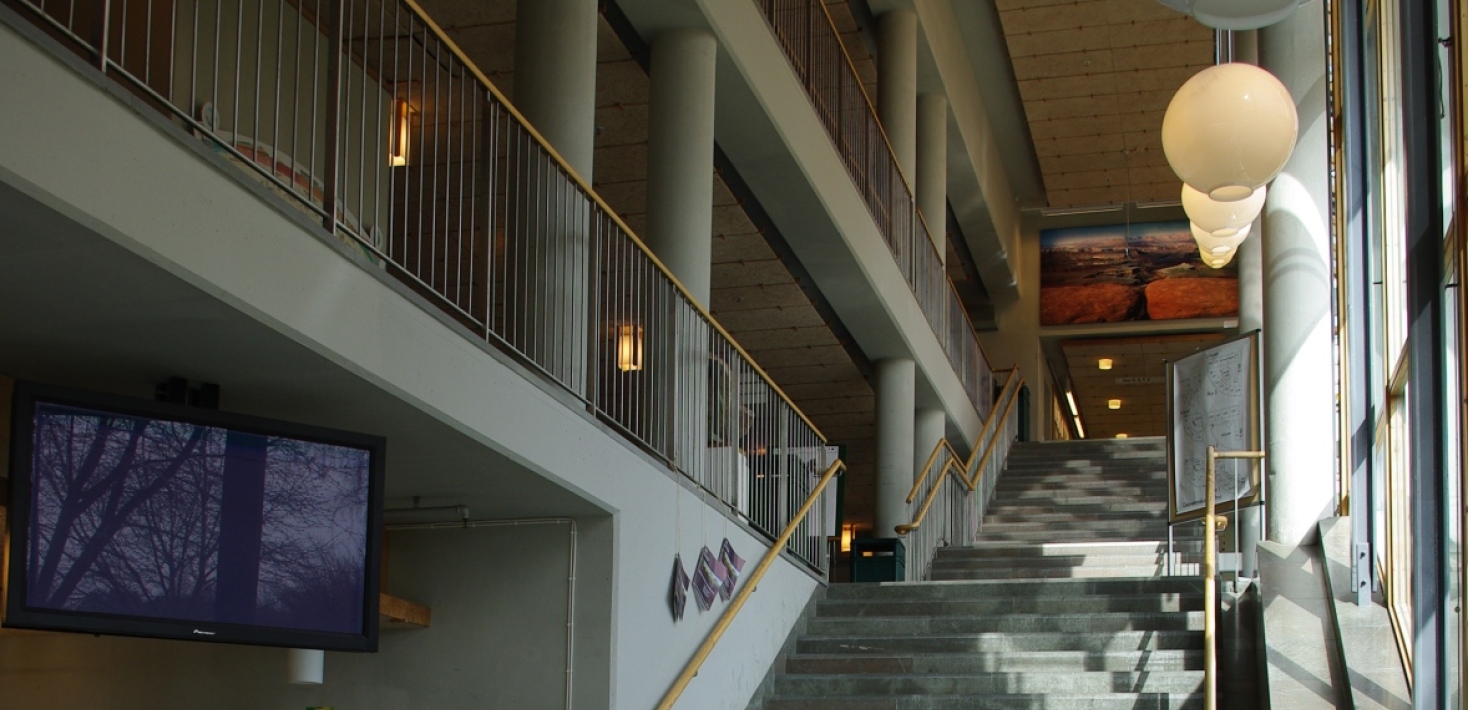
(669, 555, 690, 622)
(692, 546, 725, 612)
(718, 538, 746, 602)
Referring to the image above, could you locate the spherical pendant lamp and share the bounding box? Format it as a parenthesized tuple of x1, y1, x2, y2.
(1162, 63, 1298, 202)
(1202, 247, 1238, 268)
(1182, 184, 1266, 237)
(1191, 222, 1250, 260)
(1152, 0, 1304, 30)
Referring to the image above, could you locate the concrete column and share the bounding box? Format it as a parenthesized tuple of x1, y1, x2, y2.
(876, 9, 917, 179)
(508, 0, 598, 396)
(916, 93, 948, 262)
(1259, 2, 1334, 547)
(1234, 29, 1263, 578)
(645, 29, 717, 306)
(514, 0, 597, 176)
(913, 407, 947, 487)
(875, 358, 917, 537)
(645, 29, 717, 484)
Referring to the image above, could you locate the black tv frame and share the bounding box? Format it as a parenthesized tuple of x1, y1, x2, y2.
(3, 380, 386, 652)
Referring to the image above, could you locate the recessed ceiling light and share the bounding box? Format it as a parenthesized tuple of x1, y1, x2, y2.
(1108, 399, 1122, 410)
(1098, 358, 1113, 370)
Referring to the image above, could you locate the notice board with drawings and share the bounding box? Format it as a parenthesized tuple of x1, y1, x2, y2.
(1167, 332, 1262, 523)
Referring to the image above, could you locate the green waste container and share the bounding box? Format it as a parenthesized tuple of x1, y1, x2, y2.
(851, 538, 905, 582)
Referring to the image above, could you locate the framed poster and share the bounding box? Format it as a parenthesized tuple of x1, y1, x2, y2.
(1167, 331, 1262, 522)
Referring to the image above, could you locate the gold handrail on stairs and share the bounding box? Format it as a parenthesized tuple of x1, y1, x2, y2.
(904, 368, 1022, 505)
(655, 459, 847, 710)
(896, 370, 1025, 535)
(1203, 446, 1265, 710)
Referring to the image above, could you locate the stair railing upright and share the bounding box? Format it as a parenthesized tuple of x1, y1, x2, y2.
(1202, 446, 1264, 710)
(895, 369, 1024, 581)
(655, 459, 846, 710)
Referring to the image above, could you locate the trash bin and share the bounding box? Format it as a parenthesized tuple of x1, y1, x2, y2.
(851, 538, 905, 582)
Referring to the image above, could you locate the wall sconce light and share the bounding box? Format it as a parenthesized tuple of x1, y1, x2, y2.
(1108, 399, 1122, 410)
(389, 99, 414, 167)
(616, 325, 643, 372)
(840, 524, 854, 553)
(1115, 433, 1129, 439)
(1098, 358, 1113, 370)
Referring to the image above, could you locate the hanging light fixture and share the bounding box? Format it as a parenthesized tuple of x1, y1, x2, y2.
(1162, 63, 1298, 202)
(1191, 222, 1250, 260)
(1152, 0, 1304, 30)
(1182, 183, 1266, 237)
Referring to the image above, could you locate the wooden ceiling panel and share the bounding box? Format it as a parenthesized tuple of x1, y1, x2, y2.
(1034, 133, 1127, 159)
(995, 0, 1211, 208)
(1019, 73, 1121, 102)
(999, 1, 1112, 34)
(1005, 25, 1114, 57)
(1011, 49, 1118, 80)
(1029, 114, 1125, 140)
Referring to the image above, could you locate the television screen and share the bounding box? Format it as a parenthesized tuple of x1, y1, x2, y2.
(4, 382, 385, 651)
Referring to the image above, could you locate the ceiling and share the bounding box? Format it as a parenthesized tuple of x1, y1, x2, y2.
(995, 0, 1213, 208)
(1060, 333, 1224, 439)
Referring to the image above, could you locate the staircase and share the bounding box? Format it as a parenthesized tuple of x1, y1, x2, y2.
(760, 437, 1208, 710)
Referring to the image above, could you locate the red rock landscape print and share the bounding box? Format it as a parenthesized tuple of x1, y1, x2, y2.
(1039, 222, 1239, 326)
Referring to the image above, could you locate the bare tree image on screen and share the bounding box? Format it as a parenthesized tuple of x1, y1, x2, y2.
(26, 404, 371, 635)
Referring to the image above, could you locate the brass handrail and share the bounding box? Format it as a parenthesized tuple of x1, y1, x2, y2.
(897, 371, 1025, 535)
(655, 459, 846, 710)
(904, 368, 1021, 504)
(397, 0, 825, 442)
(1203, 447, 1265, 710)
(894, 458, 963, 535)
(963, 374, 1025, 492)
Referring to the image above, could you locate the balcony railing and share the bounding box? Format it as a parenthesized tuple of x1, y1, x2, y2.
(9, 0, 834, 570)
(756, 0, 992, 419)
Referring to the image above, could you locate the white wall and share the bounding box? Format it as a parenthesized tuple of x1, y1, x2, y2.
(0, 15, 819, 709)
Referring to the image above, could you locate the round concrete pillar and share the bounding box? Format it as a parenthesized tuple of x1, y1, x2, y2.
(514, 0, 598, 176)
(646, 29, 717, 306)
(877, 10, 917, 179)
(913, 407, 947, 488)
(1259, 1, 1334, 546)
(1234, 29, 1264, 578)
(916, 93, 948, 261)
(875, 358, 917, 537)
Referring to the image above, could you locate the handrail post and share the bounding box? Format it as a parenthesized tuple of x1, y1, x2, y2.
(1204, 446, 1218, 710)
(1203, 447, 1266, 710)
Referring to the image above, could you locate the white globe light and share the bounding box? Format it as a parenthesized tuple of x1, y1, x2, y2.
(1182, 184, 1266, 236)
(1162, 64, 1298, 202)
(1191, 222, 1250, 259)
(1153, 0, 1304, 30)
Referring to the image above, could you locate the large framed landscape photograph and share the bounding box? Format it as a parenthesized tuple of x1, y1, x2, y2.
(1040, 221, 1239, 326)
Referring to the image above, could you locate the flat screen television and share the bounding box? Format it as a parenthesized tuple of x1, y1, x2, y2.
(3, 381, 385, 651)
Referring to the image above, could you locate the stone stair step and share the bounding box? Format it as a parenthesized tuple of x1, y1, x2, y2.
(822, 578, 1204, 601)
(772, 670, 1204, 696)
(784, 649, 1205, 674)
(931, 553, 1200, 570)
(804, 611, 1204, 637)
(814, 593, 1203, 617)
(940, 541, 1204, 557)
(929, 566, 1183, 580)
(982, 511, 1171, 524)
(794, 629, 1203, 654)
(764, 693, 1202, 709)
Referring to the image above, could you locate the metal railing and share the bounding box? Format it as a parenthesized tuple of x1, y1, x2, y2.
(12, 0, 832, 570)
(755, 0, 992, 419)
(896, 370, 1023, 581)
(656, 459, 845, 710)
(1201, 447, 1265, 710)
